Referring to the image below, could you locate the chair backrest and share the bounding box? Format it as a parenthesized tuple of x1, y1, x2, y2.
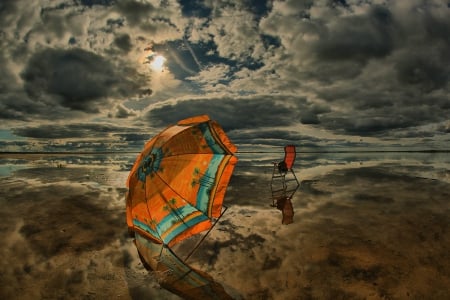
(283, 145, 296, 169)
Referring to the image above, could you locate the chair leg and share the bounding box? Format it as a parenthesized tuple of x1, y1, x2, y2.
(271, 163, 287, 206)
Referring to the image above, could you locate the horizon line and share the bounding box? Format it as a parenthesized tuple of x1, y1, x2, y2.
(1, 149, 449, 155)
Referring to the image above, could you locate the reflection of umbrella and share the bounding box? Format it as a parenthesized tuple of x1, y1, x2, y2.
(135, 234, 233, 300)
(126, 115, 237, 298)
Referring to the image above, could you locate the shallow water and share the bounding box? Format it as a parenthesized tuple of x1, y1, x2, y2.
(0, 152, 449, 299)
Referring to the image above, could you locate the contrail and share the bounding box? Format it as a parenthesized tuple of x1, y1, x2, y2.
(167, 44, 197, 75)
(183, 25, 203, 71)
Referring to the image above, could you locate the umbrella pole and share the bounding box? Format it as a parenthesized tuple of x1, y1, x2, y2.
(184, 205, 228, 263)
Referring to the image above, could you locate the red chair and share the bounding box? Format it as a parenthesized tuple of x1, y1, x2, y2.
(276, 145, 296, 174)
(271, 145, 299, 208)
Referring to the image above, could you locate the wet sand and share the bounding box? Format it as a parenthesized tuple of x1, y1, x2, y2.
(0, 161, 449, 299)
(230, 167, 450, 299)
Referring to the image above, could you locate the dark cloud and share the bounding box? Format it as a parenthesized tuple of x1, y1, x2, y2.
(179, 0, 212, 18)
(437, 123, 450, 134)
(115, 132, 151, 142)
(422, 7, 450, 45)
(395, 54, 448, 92)
(115, 0, 157, 27)
(78, 0, 115, 7)
(0, 97, 37, 121)
(319, 99, 448, 138)
(392, 129, 436, 139)
(146, 97, 292, 131)
(231, 130, 300, 144)
(319, 115, 413, 136)
(0, 0, 17, 21)
(12, 123, 125, 139)
(0, 140, 29, 150)
(146, 96, 328, 132)
(0, 65, 29, 120)
(316, 86, 449, 137)
(240, 0, 273, 20)
(315, 6, 394, 62)
(8, 122, 152, 152)
(229, 129, 324, 148)
(113, 33, 133, 52)
(300, 103, 331, 125)
(20, 47, 146, 115)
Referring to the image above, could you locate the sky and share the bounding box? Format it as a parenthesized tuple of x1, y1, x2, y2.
(1, 0, 449, 152)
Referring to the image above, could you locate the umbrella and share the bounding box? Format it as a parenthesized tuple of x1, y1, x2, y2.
(126, 115, 237, 298)
(126, 115, 237, 246)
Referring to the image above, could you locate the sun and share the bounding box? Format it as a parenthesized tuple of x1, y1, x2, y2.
(150, 55, 166, 72)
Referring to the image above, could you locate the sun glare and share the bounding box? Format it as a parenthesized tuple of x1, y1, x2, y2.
(150, 55, 166, 72)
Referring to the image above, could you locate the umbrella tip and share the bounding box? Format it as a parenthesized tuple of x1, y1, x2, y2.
(177, 115, 210, 125)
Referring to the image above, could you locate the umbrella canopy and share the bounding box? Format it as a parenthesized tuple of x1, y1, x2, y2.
(126, 115, 237, 247)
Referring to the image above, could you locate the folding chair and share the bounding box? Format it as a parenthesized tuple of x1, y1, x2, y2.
(270, 145, 299, 208)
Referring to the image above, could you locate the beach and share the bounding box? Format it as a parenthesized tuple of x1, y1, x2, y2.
(0, 152, 449, 299)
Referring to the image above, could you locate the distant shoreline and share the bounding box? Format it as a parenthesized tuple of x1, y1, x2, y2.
(0, 151, 139, 155)
(238, 150, 450, 153)
(0, 150, 449, 158)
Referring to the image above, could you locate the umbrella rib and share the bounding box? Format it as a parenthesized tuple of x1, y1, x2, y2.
(152, 170, 200, 242)
(184, 205, 228, 262)
(143, 172, 165, 243)
(207, 122, 234, 155)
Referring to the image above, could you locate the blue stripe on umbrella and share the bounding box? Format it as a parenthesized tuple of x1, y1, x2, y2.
(133, 207, 209, 244)
(199, 123, 225, 154)
(196, 154, 223, 213)
(133, 218, 160, 239)
(162, 211, 210, 244)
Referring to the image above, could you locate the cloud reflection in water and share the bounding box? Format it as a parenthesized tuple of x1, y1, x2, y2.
(0, 152, 449, 299)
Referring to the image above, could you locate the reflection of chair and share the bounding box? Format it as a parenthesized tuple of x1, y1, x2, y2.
(270, 145, 299, 209)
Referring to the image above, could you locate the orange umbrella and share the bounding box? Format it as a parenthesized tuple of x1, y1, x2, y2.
(126, 115, 238, 247)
